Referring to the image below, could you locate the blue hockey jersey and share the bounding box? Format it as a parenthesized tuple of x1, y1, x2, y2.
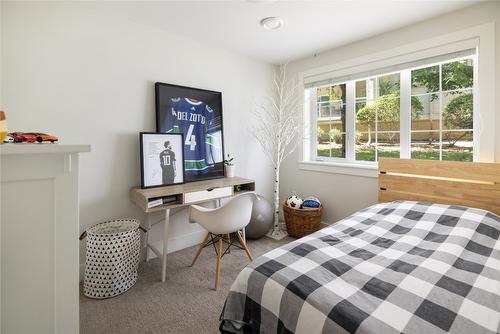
(164, 97, 216, 175)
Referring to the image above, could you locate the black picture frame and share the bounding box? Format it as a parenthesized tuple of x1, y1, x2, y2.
(155, 82, 225, 183)
(139, 132, 185, 189)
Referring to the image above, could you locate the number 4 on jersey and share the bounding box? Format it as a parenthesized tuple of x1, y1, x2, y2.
(185, 124, 197, 151)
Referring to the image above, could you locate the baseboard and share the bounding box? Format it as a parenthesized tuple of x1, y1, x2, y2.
(319, 221, 330, 228)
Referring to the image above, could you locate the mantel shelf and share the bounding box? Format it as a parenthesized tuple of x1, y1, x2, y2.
(0, 143, 91, 155)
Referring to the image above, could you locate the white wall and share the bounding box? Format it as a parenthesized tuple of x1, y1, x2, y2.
(3, 1, 499, 252)
(282, 1, 500, 224)
(1, 2, 275, 264)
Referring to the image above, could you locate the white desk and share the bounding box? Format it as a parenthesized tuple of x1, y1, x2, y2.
(130, 177, 255, 282)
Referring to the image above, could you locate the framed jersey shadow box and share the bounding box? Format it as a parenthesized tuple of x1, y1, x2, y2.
(155, 82, 225, 183)
(140, 132, 185, 189)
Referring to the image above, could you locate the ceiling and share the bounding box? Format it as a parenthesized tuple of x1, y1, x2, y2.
(91, 0, 482, 64)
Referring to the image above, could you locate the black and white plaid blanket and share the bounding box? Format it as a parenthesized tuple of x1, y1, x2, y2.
(220, 201, 500, 334)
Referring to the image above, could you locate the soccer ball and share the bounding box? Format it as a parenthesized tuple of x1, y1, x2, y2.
(286, 195, 303, 208)
(302, 197, 321, 208)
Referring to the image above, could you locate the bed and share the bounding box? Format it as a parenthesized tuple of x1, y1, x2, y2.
(220, 159, 500, 334)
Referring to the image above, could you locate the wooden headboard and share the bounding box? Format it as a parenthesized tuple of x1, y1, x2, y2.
(378, 158, 500, 216)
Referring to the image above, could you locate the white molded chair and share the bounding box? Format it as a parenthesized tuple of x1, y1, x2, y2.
(188, 192, 256, 290)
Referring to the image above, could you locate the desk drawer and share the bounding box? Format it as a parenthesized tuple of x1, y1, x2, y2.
(184, 186, 233, 204)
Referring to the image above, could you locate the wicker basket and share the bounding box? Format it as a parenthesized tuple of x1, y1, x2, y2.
(82, 219, 141, 299)
(283, 201, 323, 238)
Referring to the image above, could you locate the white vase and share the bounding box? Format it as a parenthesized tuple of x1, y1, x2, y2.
(225, 165, 235, 178)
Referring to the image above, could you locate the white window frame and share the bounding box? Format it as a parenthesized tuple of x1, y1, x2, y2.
(310, 56, 476, 165)
(299, 23, 495, 178)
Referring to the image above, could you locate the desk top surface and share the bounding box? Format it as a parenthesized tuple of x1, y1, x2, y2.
(131, 176, 254, 199)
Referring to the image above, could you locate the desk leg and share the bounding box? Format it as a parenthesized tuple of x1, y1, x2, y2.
(162, 208, 170, 283)
(145, 214, 151, 262)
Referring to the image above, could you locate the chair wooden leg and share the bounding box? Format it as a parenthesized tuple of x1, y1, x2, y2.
(226, 233, 231, 253)
(191, 233, 210, 267)
(215, 238, 223, 290)
(236, 231, 254, 261)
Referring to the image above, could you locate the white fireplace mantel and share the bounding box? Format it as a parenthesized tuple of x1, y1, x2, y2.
(1, 143, 90, 334)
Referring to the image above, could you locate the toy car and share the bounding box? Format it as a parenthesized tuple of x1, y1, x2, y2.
(26, 133, 58, 143)
(10, 132, 37, 143)
(3, 134, 14, 143)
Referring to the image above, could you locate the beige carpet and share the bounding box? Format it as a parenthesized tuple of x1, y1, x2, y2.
(80, 236, 292, 334)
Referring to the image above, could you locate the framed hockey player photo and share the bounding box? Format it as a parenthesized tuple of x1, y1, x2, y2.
(155, 82, 225, 183)
(140, 132, 185, 189)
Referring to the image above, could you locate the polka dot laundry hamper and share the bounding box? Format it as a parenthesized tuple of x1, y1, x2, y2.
(81, 219, 142, 299)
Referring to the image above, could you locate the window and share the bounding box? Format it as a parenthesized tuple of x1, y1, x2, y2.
(309, 55, 475, 164)
(410, 59, 473, 161)
(316, 84, 346, 158)
(355, 73, 401, 162)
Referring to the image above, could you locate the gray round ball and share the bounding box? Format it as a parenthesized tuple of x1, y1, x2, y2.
(246, 195, 274, 239)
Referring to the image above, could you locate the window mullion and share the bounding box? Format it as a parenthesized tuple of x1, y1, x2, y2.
(439, 64, 443, 161)
(400, 70, 411, 158)
(472, 53, 478, 162)
(375, 77, 378, 162)
(310, 89, 318, 161)
(346, 81, 356, 161)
